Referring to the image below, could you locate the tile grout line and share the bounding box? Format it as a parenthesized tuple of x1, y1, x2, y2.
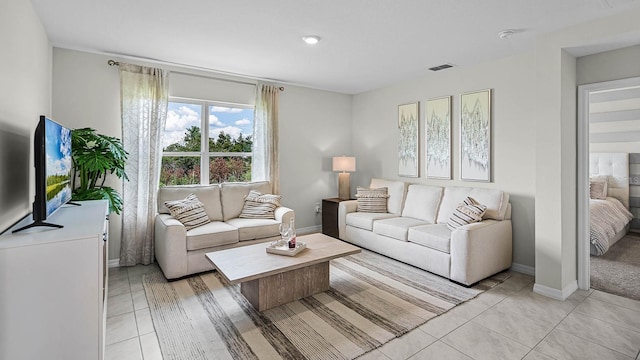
(522, 290, 599, 360)
(436, 280, 524, 360)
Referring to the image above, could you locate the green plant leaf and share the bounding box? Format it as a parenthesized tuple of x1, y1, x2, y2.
(72, 187, 124, 215)
(71, 127, 128, 214)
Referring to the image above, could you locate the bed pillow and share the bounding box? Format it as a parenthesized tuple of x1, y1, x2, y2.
(447, 196, 487, 231)
(165, 193, 211, 230)
(355, 186, 390, 213)
(589, 176, 608, 200)
(239, 190, 281, 219)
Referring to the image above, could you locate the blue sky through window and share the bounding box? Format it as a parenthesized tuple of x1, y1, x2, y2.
(163, 102, 253, 150)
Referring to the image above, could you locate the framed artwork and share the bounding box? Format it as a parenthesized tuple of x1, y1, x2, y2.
(425, 96, 451, 179)
(460, 89, 491, 182)
(398, 102, 419, 177)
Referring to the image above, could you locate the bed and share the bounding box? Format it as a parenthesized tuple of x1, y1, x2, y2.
(589, 153, 634, 255)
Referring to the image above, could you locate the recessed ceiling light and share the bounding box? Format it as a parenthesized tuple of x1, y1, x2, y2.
(302, 35, 321, 45)
(498, 29, 515, 39)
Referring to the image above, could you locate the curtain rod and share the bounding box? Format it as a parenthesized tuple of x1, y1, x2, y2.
(107, 59, 284, 91)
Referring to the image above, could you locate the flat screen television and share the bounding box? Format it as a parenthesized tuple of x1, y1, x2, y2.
(13, 116, 74, 233)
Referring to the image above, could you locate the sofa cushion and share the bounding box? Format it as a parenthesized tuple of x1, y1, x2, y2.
(373, 217, 429, 241)
(370, 178, 407, 215)
(185, 221, 238, 250)
(225, 218, 280, 241)
(164, 194, 211, 230)
(408, 224, 452, 253)
(346, 212, 398, 231)
(239, 190, 281, 219)
(220, 181, 272, 221)
(401, 184, 443, 223)
(436, 186, 509, 223)
(158, 184, 223, 221)
(447, 197, 487, 230)
(356, 187, 390, 213)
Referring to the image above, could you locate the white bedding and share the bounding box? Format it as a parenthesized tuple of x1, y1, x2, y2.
(590, 197, 633, 255)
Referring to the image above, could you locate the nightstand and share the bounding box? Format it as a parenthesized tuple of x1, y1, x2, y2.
(322, 198, 352, 238)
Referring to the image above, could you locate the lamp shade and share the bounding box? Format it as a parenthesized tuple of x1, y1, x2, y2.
(332, 156, 356, 172)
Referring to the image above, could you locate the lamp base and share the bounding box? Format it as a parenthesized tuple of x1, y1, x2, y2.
(338, 173, 351, 200)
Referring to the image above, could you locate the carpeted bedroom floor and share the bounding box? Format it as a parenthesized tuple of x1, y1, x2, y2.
(590, 233, 640, 301)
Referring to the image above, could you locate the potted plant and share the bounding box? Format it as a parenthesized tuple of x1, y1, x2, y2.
(71, 128, 128, 214)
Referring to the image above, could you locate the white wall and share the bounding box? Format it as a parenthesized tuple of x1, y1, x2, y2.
(52, 49, 122, 259)
(533, 8, 640, 298)
(279, 85, 353, 229)
(52, 48, 352, 260)
(352, 52, 537, 269)
(0, 0, 51, 232)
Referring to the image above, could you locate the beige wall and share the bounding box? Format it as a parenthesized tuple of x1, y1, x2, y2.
(52, 48, 352, 260)
(352, 52, 537, 269)
(577, 44, 640, 86)
(0, 0, 51, 232)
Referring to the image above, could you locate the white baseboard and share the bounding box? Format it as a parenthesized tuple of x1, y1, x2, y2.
(509, 262, 535, 276)
(533, 280, 578, 301)
(108, 259, 120, 268)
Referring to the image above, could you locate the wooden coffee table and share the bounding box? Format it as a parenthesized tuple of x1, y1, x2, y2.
(205, 233, 360, 311)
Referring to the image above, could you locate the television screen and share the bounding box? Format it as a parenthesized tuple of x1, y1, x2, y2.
(44, 118, 72, 218)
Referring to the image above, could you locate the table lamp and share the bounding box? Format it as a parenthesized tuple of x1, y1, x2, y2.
(332, 156, 356, 200)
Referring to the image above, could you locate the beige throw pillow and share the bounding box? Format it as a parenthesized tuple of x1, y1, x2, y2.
(239, 190, 281, 219)
(355, 186, 389, 213)
(165, 193, 211, 230)
(447, 196, 487, 231)
(589, 176, 608, 200)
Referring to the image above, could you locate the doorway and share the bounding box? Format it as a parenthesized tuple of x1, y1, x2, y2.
(577, 76, 640, 290)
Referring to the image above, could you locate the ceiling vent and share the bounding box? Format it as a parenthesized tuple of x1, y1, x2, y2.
(428, 64, 454, 71)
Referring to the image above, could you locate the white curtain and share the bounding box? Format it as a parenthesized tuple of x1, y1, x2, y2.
(252, 84, 281, 193)
(119, 64, 169, 266)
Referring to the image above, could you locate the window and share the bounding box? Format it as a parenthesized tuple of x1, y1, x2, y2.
(160, 98, 254, 186)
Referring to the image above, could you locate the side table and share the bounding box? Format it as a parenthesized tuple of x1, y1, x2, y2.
(322, 198, 352, 239)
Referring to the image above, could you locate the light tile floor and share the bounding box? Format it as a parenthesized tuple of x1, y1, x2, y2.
(105, 266, 640, 360)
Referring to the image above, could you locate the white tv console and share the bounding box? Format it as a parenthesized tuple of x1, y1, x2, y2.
(0, 200, 109, 360)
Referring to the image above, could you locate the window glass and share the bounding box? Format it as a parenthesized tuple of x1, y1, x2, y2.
(163, 102, 202, 152)
(160, 100, 253, 186)
(160, 156, 201, 186)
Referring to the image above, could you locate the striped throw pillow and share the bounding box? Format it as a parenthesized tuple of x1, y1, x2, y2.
(355, 186, 390, 213)
(239, 190, 281, 219)
(165, 193, 211, 230)
(447, 196, 487, 231)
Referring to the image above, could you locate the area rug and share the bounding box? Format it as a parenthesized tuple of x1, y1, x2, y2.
(143, 250, 509, 360)
(590, 234, 640, 301)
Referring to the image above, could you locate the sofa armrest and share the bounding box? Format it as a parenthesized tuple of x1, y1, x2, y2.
(275, 206, 294, 225)
(154, 213, 188, 279)
(450, 219, 513, 285)
(338, 200, 358, 239)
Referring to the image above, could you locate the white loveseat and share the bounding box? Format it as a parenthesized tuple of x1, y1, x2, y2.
(338, 178, 512, 285)
(155, 181, 294, 279)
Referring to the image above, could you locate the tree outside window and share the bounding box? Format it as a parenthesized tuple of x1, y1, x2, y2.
(160, 100, 253, 186)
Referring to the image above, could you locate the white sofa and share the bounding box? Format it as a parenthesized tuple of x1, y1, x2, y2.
(338, 178, 512, 285)
(154, 181, 294, 279)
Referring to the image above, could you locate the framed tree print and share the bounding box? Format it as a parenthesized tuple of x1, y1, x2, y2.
(398, 102, 419, 177)
(425, 96, 451, 179)
(460, 89, 491, 182)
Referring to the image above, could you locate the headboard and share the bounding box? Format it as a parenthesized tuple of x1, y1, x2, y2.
(589, 152, 629, 208)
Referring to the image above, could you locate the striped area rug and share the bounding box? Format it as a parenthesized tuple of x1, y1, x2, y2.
(143, 250, 508, 360)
